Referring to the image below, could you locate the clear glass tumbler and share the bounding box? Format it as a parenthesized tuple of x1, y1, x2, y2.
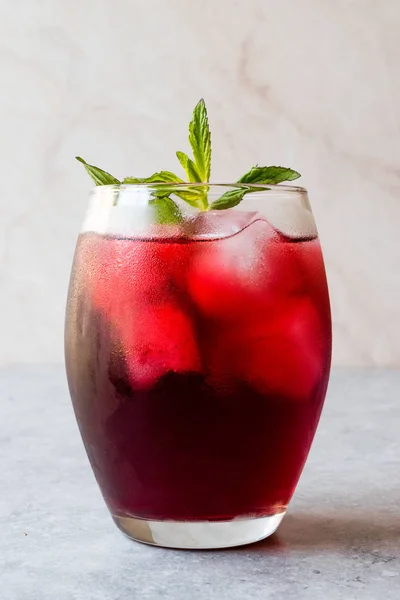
(65, 184, 331, 549)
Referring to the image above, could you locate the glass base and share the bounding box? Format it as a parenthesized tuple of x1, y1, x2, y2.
(113, 512, 286, 549)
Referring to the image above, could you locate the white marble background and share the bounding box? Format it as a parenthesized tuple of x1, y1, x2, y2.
(1, 0, 399, 366)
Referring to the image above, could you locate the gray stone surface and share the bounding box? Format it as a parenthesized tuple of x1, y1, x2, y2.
(1, 367, 399, 599)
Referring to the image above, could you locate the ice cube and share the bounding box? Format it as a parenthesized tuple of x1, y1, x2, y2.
(122, 303, 202, 389)
(79, 235, 201, 388)
(206, 299, 326, 401)
(236, 299, 326, 400)
(86, 236, 192, 317)
(183, 210, 260, 240)
(188, 219, 304, 322)
(243, 193, 317, 239)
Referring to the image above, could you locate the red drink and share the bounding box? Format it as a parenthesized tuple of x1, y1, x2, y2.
(65, 214, 331, 527)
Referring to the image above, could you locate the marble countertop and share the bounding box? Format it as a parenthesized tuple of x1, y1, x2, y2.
(1, 367, 399, 599)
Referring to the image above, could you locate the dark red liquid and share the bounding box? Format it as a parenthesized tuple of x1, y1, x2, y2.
(65, 217, 331, 521)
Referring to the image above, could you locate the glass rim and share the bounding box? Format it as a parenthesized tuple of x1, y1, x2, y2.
(90, 182, 308, 194)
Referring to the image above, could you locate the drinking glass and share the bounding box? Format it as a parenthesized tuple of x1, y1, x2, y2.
(65, 184, 331, 549)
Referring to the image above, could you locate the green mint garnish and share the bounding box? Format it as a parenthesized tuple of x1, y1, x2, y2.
(148, 195, 182, 225)
(238, 165, 300, 184)
(75, 156, 120, 186)
(123, 172, 184, 222)
(179, 98, 211, 182)
(175, 99, 211, 210)
(76, 99, 301, 216)
(210, 166, 301, 210)
(176, 151, 201, 183)
(189, 98, 211, 182)
(209, 188, 247, 210)
(123, 171, 184, 185)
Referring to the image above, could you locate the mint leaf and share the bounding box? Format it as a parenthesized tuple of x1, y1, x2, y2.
(177, 188, 208, 211)
(149, 195, 182, 224)
(174, 99, 212, 210)
(175, 187, 209, 210)
(123, 171, 184, 184)
(76, 157, 120, 186)
(238, 166, 301, 185)
(176, 151, 202, 183)
(124, 171, 184, 224)
(211, 166, 301, 209)
(210, 189, 246, 210)
(123, 170, 206, 211)
(188, 99, 211, 182)
(123, 172, 184, 202)
(176, 152, 208, 210)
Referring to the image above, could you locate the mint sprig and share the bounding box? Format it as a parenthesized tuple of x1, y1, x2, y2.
(187, 98, 211, 182)
(76, 99, 301, 216)
(176, 151, 201, 183)
(76, 157, 120, 186)
(148, 195, 182, 225)
(175, 99, 211, 210)
(209, 189, 247, 210)
(210, 166, 301, 210)
(238, 166, 300, 185)
(123, 171, 184, 185)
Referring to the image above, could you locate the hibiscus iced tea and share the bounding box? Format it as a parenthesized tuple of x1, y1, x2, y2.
(65, 213, 331, 532)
